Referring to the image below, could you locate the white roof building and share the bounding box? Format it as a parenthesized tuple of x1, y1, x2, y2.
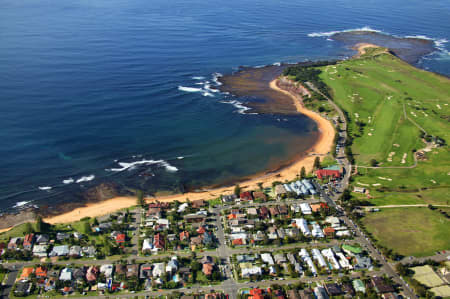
(32, 244, 48, 257)
(100, 264, 114, 278)
(142, 238, 153, 251)
(312, 223, 324, 238)
(239, 264, 262, 277)
(152, 263, 165, 277)
(177, 203, 189, 213)
(294, 218, 311, 236)
(260, 253, 274, 265)
(312, 248, 327, 268)
(300, 203, 312, 215)
(59, 268, 72, 281)
(322, 248, 341, 270)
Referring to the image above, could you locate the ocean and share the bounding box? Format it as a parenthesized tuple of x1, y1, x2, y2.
(0, 0, 449, 212)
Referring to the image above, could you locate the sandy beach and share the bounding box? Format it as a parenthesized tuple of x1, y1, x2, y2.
(40, 78, 335, 225)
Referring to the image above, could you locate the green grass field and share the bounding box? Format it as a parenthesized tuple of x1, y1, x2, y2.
(314, 48, 450, 257)
(362, 207, 450, 257)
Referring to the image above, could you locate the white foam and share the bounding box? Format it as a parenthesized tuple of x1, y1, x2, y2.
(178, 86, 204, 93)
(272, 62, 281, 66)
(212, 72, 223, 86)
(307, 26, 381, 37)
(192, 76, 205, 80)
(63, 178, 74, 184)
(76, 175, 95, 183)
(177, 156, 184, 160)
(220, 100, 258, 115)
(204, 83, 219, 93)
(38, 186, 52, 191)
(108, 159, 178, 173)
(13, 201, 30, 208)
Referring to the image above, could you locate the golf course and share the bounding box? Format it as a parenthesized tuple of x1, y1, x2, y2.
(295, 46, 450, 257)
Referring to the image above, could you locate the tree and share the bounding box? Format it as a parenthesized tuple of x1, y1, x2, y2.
(300, 166, 306, 179)
(234, 184, 241, 197)
(136, 190, 145, 207)
(82, 221, 91, 235)
(23, 222, 34, 235)
(257, 182, 263, 191)
(370, 159, 378, 167)
(313, 157, 321, 169)
(35, 215, 45, 233)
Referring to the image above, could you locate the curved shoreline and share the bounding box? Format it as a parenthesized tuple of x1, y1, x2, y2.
(0, 77, 335, 231)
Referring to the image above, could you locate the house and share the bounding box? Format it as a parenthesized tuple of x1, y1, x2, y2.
(8, 237, 21, 250)
(355, 254, 372, 269)
(152, 262, 165, 277)
(240, 263, 262, 277)
(73, 267, 86, 282)
(82, 246, 96, 257)
(115, 264, 126, 278)
(203, 263, 214, 276)
(275, 184, 287, 198)
(190, 236, 203, 246)
(20, 267, 34, 280)
(184, 214, 206, 223)
(100, 264, 114, 278)
(261, 253, 274, 265)
(69, 245, 82, 257)
(323, 227, 336, 238)
(23, 234, 34, 250)
(147, 207, 162, 218)
(287, 290, 301, 299)
(274, 253, 287, 264)
(325, 283, 344, 296)
(50, 245, 69, 257)
(314, 286, 330, 299)
(153, 233, 165, 250)
(316, 165, 342, 180)
(203, 231, 213, 245)
(126, 264, 139, 278)
(192, 199, 206, 209)
(222, 194, 237, 203)
(59, 268, 73, 281)
(32, 244, 48, 257)
(299, 288, 315, 299)
(14, 281, 32, 296)
(268, 227, 278, 240)
(56, 232, 70, 241)
(278, 205, 289, 215)
(342, 282, 355, 297)
(139, 263, 152, 279)
(253, 231, 265, 241)
(36, 266, 47, 278)
(300, 203, 312, 215)
(269, 207, 279, 217)
(353, 279, 366, 293)
(252, 191, 267, 201)
(310, 203, 322, 213)
(166, 256, 179, 273)
(371, 276, 395, 294)
(239, 191, 253, 202)
(35, 234, 49, 244)
(247, 208, 258, 215)
(86, 266, 99, 283)
(177, 202, 189, 213)
(259, 206, 269, 219)
(116, 233, 126, 244)
(342, 244, 362, 255)
(142, 238, 153, 252)
(180, 231, 190, 241)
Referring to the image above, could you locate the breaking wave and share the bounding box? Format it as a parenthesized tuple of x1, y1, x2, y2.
(62, 178, 74, 184)
(307, 26, 381, 37)
(220, 99, 258, 115)
(13, 201, 31, 208)
(76, 175, 95, 183)
(108, 159, 178, 173)
(38, 186, 52, 191)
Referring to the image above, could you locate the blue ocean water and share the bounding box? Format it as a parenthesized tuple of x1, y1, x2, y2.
(0, 0, 449, 211)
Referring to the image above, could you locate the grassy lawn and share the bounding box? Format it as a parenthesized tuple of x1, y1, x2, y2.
(362, 207, 450, 257)
(319, 50, 450, 167)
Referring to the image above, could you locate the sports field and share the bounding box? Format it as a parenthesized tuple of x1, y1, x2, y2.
(362, 207, 450, 257)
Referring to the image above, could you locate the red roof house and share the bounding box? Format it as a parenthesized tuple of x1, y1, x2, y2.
(240, 191, 253, 201)
(154, 233, 165, 249)
(116, 233, 126, 244)
(316, 169, 341, 180)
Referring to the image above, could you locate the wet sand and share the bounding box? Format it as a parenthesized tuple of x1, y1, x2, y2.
(39, 78, 335, 226)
